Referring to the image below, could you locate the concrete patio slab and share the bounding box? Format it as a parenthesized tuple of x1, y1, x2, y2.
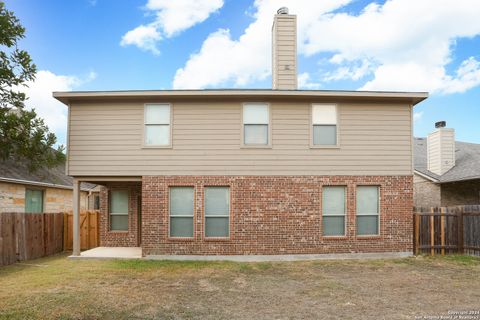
(69, 247, 142, 259)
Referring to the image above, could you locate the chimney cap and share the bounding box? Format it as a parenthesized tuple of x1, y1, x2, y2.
(435, 121, 446, 128)
(277, 7, 289, 14)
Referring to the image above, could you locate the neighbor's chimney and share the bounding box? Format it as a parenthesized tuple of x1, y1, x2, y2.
(272, 7, 297, 90)
(427, 121, 456, 175)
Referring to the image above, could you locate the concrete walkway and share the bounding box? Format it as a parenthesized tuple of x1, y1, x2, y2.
(145, 252, 412, 262)
(69, 247, 142, 259)
(69, 247, 411, 262)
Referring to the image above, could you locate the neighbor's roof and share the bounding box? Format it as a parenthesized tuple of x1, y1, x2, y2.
(0, 158, 96, 191)
(414, 137, 480, 183)
(53, 89, 428, 105)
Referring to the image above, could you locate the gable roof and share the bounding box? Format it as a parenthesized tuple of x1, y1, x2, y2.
(0, 158, 96, 191)
(53, 89, 428, 106)
(414, 137, 480, 183)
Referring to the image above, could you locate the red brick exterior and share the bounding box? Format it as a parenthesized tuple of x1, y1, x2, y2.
(134, 175, 413, 255)
(99, 182, 141, 247)
(98, 176, 413, 254)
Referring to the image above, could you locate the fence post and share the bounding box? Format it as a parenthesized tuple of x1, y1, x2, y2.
(72, 180, 81, 256)
(457, 209, 464, 254)
(430, 208, 435, 256)
(86, 211, 90, 249)
(414, 213, 420, 255)
(440, 208, 445, 256)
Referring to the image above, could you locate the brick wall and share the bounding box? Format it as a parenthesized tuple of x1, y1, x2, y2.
(0, 182, 88, 213)
(413, 175, 480, 208)
(99, 182, 141, 247)
(441, 180, 480, 206)
(137, 175, 413, 255)
(413, 174, 441, 208)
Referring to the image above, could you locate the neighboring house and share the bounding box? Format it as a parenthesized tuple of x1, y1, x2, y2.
(0, 158, 99, 213)
(54, 8, 428, 257)
(414, 122, 480, 208)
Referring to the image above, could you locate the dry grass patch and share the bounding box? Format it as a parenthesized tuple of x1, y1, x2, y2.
(0, 254, 479, 319)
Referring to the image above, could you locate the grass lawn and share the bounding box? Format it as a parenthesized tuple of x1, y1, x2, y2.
(0, 254, 479, 319)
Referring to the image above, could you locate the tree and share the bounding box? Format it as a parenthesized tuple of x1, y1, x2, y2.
(0, 1, 65, 171)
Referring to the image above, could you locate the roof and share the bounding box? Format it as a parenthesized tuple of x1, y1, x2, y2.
(0, 158, 96, 191)
(414, 137, 480, 183)
(53, 89, 428, 106)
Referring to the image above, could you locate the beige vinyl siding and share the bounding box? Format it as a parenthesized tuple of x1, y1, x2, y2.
(427, 128, 455, 175)
(272, 14, 297, 90)
(427, 131, 441, 174)
(68, 101, 413, 176)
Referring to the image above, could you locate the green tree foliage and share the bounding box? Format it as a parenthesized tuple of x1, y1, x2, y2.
(0, 1, 65, 171)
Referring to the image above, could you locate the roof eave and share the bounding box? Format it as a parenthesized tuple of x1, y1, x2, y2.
(0, 177, 93, 191)
(53, 90, 428, 106)
(439, 176, 480, 184)
(414, 170, 440, 183)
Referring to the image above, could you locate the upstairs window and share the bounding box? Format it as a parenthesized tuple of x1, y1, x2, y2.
(144, 104, 170, 146)
(312, 104, 337, 146)
(243, 104, 269, 146)
(356, 186, 380, 236)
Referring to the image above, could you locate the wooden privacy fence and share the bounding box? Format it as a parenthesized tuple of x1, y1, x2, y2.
(0, 210, 100, 266)
(0, 212, 64, 266)
(64, 211, 99, 251)
(414, 205, 480, 256)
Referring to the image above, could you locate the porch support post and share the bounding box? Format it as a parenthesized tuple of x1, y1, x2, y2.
(72, 179, 81, 256)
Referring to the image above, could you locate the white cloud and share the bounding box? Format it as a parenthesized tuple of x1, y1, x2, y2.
(414, 111, 423, 122)
(440, 57, 480, 94)
(173, 0, 350, 89)
(298, 72, 321, 90)
(323, 59, 373, 82)
(173, 0, 480, 94)
(121, 25, 162, 55)
(19, 70, 96, 146)
(121, 0, 223, 54)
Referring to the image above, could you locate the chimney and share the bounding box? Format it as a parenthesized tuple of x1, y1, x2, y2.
(272, 7, 297, 90)
(427, 121, 455, 175)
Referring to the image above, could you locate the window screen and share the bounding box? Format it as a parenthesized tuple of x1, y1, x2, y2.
(170, 187, 194, 237)
(356, 186, 380, 235)
(145, 104, 170, 146)
(25, 189, 44, 213)
(312, 104, 337, 145)
(204, 187, 230, 237)
(243, 104, 269, 145)
(322, 186, 346, 236)
(110, 190, 128, 231)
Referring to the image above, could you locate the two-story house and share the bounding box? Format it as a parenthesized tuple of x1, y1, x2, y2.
(54, 8, 427, 258)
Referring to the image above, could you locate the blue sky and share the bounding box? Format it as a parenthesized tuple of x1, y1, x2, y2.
(6, 0, 480, 146)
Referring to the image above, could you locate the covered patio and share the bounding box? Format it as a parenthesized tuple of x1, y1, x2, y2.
(71, 177, 142, 257)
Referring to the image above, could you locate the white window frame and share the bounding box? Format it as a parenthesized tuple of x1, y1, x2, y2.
(169, 186, 195, 238)
(322, 186, 347, 237)
(356, 185, 381, 236)
(241, 103, 272, 148)
(109, 189, 129, 232)
(143, 103, 172, 148)
(204, 186, 231, 239)
(310, 104, 339, 148)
